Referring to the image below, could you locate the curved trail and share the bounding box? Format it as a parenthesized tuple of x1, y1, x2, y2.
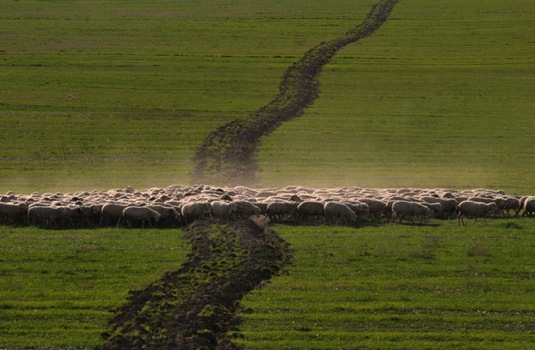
(100, 221, 292, 349)
(100, 1, 400, 348)
(193, 0, 400, 186)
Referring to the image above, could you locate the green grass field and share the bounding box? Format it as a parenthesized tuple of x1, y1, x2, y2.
(0, 227, 189, 348)
(1, 0, 377, 193)
(258, 0, 535, 193)
(237, 220, 535, 349)
(0, 0, 534, 348)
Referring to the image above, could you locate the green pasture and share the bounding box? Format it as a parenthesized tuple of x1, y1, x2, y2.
(1, 0, 534, 349)
(0, 226, 189, 348)
(258, 0, 535, 193)
(237, 219, 535, 349)
(0, 0, 377, 193)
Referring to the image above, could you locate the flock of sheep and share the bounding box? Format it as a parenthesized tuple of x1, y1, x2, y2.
(0, 185, 533, 229)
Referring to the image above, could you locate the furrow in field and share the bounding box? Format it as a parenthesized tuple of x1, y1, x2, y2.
(99, 220, 292, 349)
(192, 0, 400, 186)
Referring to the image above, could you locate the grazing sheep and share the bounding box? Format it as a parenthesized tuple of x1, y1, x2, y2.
(210, 201, 237, 222)
(500, 196, 522, 217)
(28, 206, 68, 228)
(457, 201, 499, 225)
(296, 201, 325, 223)
(234, 201, 261, 219)
(79, 204, 103, 227)
(419, 202, 442, 219)
(345, 201, 369, 221)
(100, 203, 129, 227)
(523, 197, 535, 217)
(391, 201, 432, 224)
(324, 202, 357, 225)
(419, 196, 457, 219)
(266, 201, 298, 222)
(180, 202, 211, 224)
(0, 202, 28, 224)
(120, 206, 161, 228)
(147, 205, 181, 226)
(253, 202, 269, 215)
(357, 198, 387, 220)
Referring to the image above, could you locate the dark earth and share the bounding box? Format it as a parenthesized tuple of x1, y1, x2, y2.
(98, 1, 399, 348)
(192, 0, 400, 187)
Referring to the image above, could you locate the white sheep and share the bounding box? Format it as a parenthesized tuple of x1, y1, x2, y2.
(324, 202, 357, 225)
(234, 201, 261, 219)
(0, 202, 28, 224)
(28, 206, 68, 228)
(120, 206, 161, 228)
(210, 201, 237, 222)
(296, 201, 325, 223)
(266, 201, 298, 222)
(100, 203, 130, 227)
(391, 201, 432, 224)
(180, 202, 211, 224)
(357, 198, 387, 220)
(500, 196, 522, 217)
(419, 196, 457, 219)
(457, 200, 499, 225)
(147, 205, 181, 226)
(523, 197, 535, 217)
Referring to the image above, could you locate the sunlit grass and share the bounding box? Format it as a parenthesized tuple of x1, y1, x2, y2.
(237, 219, 535, 349)
(0, 226, 190, 348)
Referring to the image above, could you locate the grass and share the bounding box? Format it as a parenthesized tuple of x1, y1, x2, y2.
(257, 0, 535, 193)
(0, 226, 190, 348)
(236, 219, 535, 349)
(0, 0, 377, 193)
(0, 0, 534, 348)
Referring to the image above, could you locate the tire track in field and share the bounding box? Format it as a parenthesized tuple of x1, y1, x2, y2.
(192, 0, 400, 186)
(99, 221, 292, 350)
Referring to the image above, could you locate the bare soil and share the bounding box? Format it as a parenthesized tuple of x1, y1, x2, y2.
(192, 0, 400, 186)
(98, 2, 400, 348)
(99, 220, 292, 349)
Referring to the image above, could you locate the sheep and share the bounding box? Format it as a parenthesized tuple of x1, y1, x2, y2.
(296, 201, 325, 223)
(419, 196, 457, 219)
(100, 203, 130, 227)
(419, 202, 442, 219)
(324, 202, 357, 225)
(28, 206, 68, 228)
(457, 201, 499, 225)
(79, 204, 103, 227)
(234, 201, 261, 219)
(357, 198, 387, 221)
(0, 202, 28, 224)
(468, 196, 503, 211)
(120, 206, 161, 228)
(147, 205, 181, 226)
(523, 197, 535, 217)
(391, 201, 432, 224)
(345, 201, 369, 220)
(210, 201, 237, 222)
(500, 196, 522, 217)
(266, 201, 298, 222)
(180, 202, 211, 224)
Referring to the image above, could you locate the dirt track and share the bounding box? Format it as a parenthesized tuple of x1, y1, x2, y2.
(192, 0, 400, 186)
(100, 220, 292, 349)
(99, 1, 400, 348)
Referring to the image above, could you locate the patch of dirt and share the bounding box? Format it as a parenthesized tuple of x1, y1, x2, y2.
(98, 220, 292, 349)
(192, 0, 400, 186)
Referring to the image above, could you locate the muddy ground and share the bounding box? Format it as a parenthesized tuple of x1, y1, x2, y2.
(99, 220, 292, 349)
(98, 1, 400, 348)
(192, 0, 400, 186)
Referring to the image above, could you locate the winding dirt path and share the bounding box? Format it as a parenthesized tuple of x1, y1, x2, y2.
(100, 221, 292, 349)
(99, 2, 399, 348)
(192, 0, 400, 186)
